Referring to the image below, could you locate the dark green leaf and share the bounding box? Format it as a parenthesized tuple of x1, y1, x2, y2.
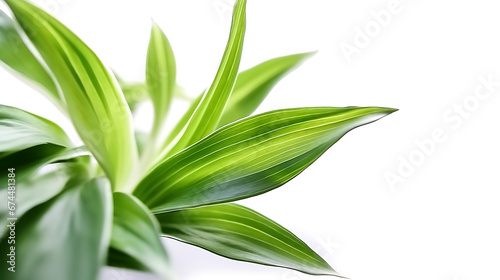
(157, 203, 341, 276)
(0, 177, 112, 280)
(110, 192, 172, 279)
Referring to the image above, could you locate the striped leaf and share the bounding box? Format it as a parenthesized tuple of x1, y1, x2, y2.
(135, 107, 396, 212)
(5, 0, 138, 189)
(163, 52, 314, 150)
(218, 52, 315, 128)
(164, 0, 246, 156)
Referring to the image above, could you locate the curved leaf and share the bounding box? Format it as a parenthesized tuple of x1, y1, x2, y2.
(0, 105, 71, 181)
(0, 10, 60, 103)
(164, 0, 246, 156)
(157, 203, 341, 276)
(0, 177, 112, 280)
(135, 107, 397, 212)
(146, 21, 176, 137)
(0, 105, 70, 156)
(5, 0, 138, 189)
(110, 192, 172, 279)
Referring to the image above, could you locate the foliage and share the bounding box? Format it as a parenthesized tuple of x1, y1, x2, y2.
(0, 0, 396, 279)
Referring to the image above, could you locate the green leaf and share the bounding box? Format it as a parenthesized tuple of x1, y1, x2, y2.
(164, 0, 246, 156)
(5, 0, 138, 189)
(146, 21, 176, 137)
(0, 10, 60, 104)
(0, 177, 112, 280)
(162, 52, 313, 152)
(110, 192, 172, 279)
(157, 203, 341, 276)
(0, 105, 71, 182)
(0, 158, 90, 238)
(218, 52, 315, 128)
(135, 107, 396, 212)
(0, 105, 70, 156)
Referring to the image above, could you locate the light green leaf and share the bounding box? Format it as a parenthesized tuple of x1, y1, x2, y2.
(164, 0, 246, 156)
(135, 107, 396, 212)
(218, 52, 315, 128)
(157, 203, 341, 276)
(110, 192, 172, 279)
(146, 21, 176, 137)
(162, 52, 313, 152)
(0, 177, 112, 280)
(5, 0, 138, 189)
(0, 10, 60, 103)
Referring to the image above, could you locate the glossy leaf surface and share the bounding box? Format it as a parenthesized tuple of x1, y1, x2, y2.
(157, 203, 340, 276)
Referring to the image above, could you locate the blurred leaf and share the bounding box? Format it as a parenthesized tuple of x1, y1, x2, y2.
(114, 75, 148, 112)
(107, 247, 150, 273)
(0, 158, 91, 238)
(135, 131, 149, 156)
(0, 10, 60, 103)
(110, 192, 172, 279)
(146, 22, 176, 137)
(5, 0, 137, 189)
(218, 52, 315, 128)
(0, 104, 70, 156)
(0, 105, 71, 178)
(0, 177, 112, 280)
(164, 0, 246, 156)
(157, 203, 340, 276)
(135, 107, 396, 212)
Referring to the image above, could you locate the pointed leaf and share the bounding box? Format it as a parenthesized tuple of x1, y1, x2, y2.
(0, 177, 112, 280)
(146, 22, 176, 136)
(135, 107, 396, 212)
(5, 0, 138, 188)
(0, 10, 60, 103)
(157, 203, 340, 276)
(110, 192, 172, 279)
(164, 0, 246, 156)
(218, 52, 315, 128)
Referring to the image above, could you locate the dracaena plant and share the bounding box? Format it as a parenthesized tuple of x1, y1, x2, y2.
(0, 0, 396, 279)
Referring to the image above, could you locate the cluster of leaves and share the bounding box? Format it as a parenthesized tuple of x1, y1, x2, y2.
(0, 0, 396, 279)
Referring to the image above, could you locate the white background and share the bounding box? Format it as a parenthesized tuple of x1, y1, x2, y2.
(1, 0, 499, 280)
